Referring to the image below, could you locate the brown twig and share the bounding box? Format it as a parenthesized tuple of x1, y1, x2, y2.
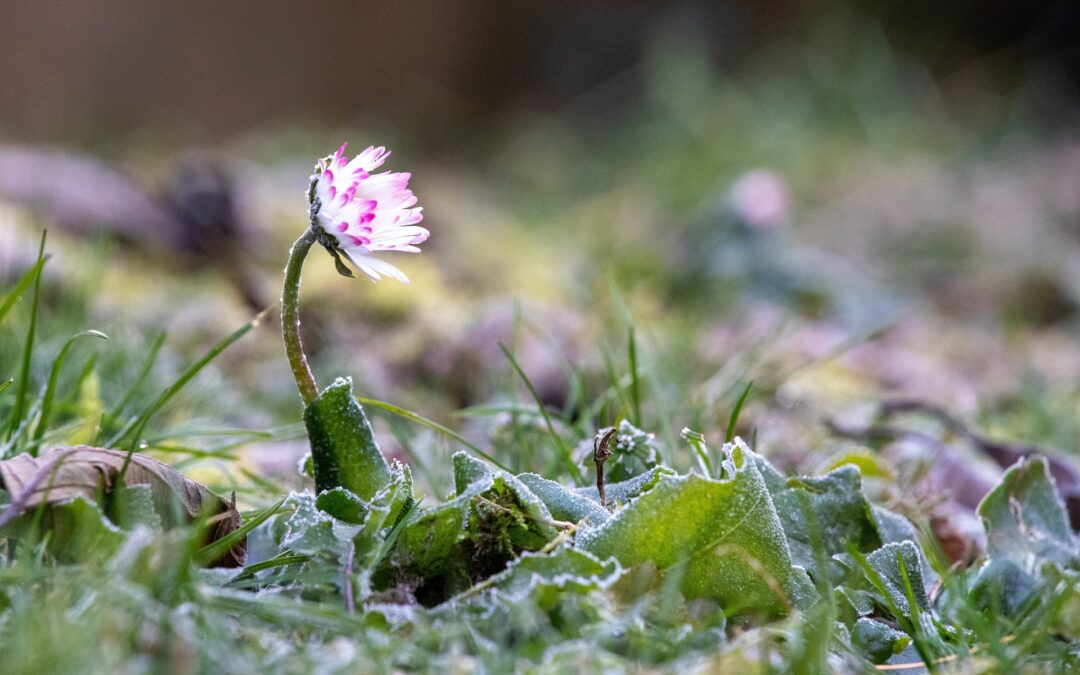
(593, 427, 617, 509)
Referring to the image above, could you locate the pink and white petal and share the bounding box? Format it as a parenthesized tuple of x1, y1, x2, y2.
(394, 209, 425, 226)
(356, 172, 411, 193)
(347, 146, 390, 174)
(369, 225, 429, 245)
(365, 211, 425, 234)
(348, 256, 384, 282)
(349, 254, 410, 283)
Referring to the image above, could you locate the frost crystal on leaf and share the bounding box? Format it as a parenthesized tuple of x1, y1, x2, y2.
(311, 143, 428, 282)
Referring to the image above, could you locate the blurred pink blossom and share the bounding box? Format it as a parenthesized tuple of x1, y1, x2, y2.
(729, 169, 789, 229)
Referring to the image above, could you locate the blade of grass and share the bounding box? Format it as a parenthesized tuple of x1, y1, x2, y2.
(110, 309, 269, 490)
(145, 426, 291, 444)
(203, 586, 365, 630)
(1, 398, 43, 456)
(32, 330, 108, 447)
(599, 345, 632, 422)
(195, 496, 285, 566)
(234, 464, 287, 495)
(0, 252, 48, 326)
(581, 372, 634, 426)
(499, 342, 584, 484)
(627, 326, 642, 426)
(680, 427, 714, 477)
(367, 500, 418, 573)
(0, 379, 11, 395)
(385, 417, 443, 496)
(358, 396, 511, 472)
(146, 444, 240, 461)
(6, 233, 47, 442)
(895, 549, 947, 661)
(102, 330, 166, 430)
(62, 352, 98, 411)
(229, 552, 312, 584)
(724, 380, 754, 443)
(765, 322, 893, 392)
(107, 308, 270, 450)
(453, 402, 549, 419)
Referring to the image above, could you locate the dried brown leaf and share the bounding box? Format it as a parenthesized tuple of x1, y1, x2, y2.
(0, 445, 245, 566)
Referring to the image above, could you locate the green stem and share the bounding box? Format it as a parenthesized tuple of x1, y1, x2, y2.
(282, 228, 320, 405)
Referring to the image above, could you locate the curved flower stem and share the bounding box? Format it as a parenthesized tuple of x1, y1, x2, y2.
(282, 228, 320, 406)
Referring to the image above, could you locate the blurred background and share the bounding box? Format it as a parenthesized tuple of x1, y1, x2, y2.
(2, 1, 1079, 145)
(3, 0, 1080, 501)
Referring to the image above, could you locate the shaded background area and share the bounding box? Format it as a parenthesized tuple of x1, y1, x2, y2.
(2, 1, 1078, 147)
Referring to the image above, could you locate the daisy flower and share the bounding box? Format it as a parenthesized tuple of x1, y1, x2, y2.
(311, 143, 428, 282)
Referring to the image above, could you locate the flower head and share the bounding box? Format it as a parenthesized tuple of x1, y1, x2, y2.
(311, 143, 427, 282)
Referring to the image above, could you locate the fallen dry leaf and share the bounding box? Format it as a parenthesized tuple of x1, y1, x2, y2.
(0, 445, 245, 566)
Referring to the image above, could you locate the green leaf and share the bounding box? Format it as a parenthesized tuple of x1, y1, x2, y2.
(864, 541, 930, 621)
(969, 557, 1037, 617)
(356, 462, 415, 570)
(315, 488, 369, 525)
(836, 586, 876, 618)
(453, 451, 492, 493)
(577, 443, 798, 617)
(372, 454, 560, 606)
(49, 497, 127, 560)
(370, 485, 478, 605)
(977, 456, 1078, 571)
(304, 377, 391, 500)
(452, 452, 559, 550)
(381, 462, 415, 530)
(754, 457, 882, 581)
(871, 504, 920, 546)
(574, 465, 673, 505)
(479, 546, 621, 601)
(851, 617, 911, 664)
(970, 456, 1079, 616)
(517, 473, 610, 526)
(871, 504, 936, 582)
(1, 496, 125, 562)
(107, 484, 162, 532)
(278, 492, 361, 556)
